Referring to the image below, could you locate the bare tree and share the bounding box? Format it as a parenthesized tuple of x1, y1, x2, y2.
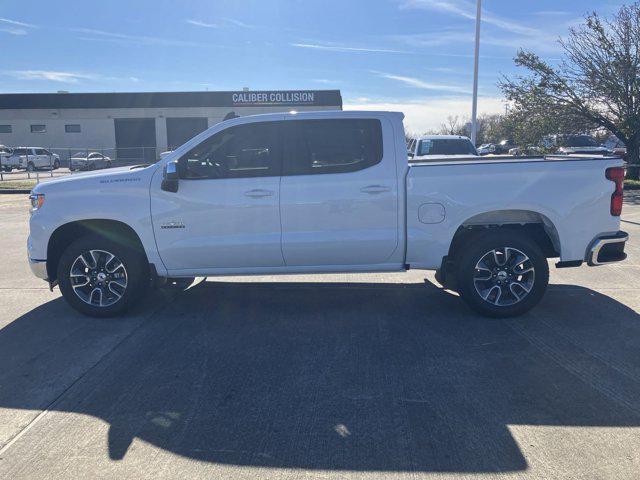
(439, 116, 466, 136)
(500, 3, 640, 179)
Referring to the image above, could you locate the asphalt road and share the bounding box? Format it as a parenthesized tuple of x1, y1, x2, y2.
(0, 194, 639, 479)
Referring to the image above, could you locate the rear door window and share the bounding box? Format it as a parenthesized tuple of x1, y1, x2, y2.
(284, 119, 383, 175)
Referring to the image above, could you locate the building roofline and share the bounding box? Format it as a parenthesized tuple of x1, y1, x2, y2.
(0, 90, 342, 110)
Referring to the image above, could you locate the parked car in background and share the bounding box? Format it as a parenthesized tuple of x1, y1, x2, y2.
(603, 136, 627, 159)
(28, 111, 628, 319)
(508, 145, 544, 156)
(544, 134, 612, 156)
(408, 135, 478, 160)
(5, 147, 60, 171)
(0, 145, 12, 171)
(493, 140, 516, 154)
(69, 152, 112, 171)
(477, 143, 496, 155)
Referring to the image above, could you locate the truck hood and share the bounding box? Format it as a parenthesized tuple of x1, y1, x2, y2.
(32, 165, 156, 194)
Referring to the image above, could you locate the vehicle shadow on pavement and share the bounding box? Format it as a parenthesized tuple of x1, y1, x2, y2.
(2, 282, 640, 473)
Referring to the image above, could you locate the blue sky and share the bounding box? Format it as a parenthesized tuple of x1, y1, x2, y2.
(0, 0, 623, 132)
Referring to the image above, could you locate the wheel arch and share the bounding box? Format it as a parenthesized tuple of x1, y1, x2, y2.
(437, 209, 560, 291)
(47, 219, 148, 283)
(450, 209, 560, 259)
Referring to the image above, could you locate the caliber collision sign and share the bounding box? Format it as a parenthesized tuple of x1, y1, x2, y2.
(232, 91, 316, 105)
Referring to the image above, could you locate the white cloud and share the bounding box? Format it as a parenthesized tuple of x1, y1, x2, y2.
(375, 71, 471, 94)
(291, 42, 407, 54)
(312, 78, 342, 85)
(7, 70, 97, 83)
(394, 4, 564, 54)
(0, 27, 27, 35)
(0, 17, 36, 28)
(5, 70, 143, 84)
(345, 96, 505, 133)
(72, 28, 206, 48)
(186, 19, 219, 28)
(534, 11, 571, 16)
(400, 0, 541, 36)
(0, 17, 36, 35)
(186, 17, 254, 29)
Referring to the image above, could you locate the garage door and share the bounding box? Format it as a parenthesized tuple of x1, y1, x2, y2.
(166, 117, 208, 151)
(114, 118, 156, 164)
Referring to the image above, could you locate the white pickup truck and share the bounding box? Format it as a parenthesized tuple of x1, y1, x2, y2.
(6, 147, 60, 171)
(27, 111, 628, 318)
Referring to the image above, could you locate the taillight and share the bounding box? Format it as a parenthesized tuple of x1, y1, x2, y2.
(606, 166, 624, 216)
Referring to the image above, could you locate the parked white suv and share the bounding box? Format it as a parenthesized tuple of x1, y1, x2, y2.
(27, 111, 628, 318)
(408, 135, 478, 160)
(6, 147, 60, 171)
(0, 145, 12, 171)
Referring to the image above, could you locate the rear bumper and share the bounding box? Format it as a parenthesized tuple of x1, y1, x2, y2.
(587, 231, 628, 266)
(29, 257, 48, 280)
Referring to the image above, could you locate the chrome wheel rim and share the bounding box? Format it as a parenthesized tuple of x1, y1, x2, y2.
(70, 250, 128, 307)
(473, 247, 535, 307)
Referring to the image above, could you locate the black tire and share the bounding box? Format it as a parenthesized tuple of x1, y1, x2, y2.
(53, 159, 60, 169)
(455, 230, 549, 318)
(26, 162, 35, 172)
(57, 234, 149, 318)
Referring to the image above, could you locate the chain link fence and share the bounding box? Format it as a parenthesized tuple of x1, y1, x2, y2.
(0, 146, 158, 182)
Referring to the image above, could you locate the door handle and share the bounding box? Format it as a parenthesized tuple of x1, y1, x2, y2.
(360, 185, 391, 194)
(244, 189, 274, 198)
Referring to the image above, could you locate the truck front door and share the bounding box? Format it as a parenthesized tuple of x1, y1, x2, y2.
(150, 120, 285, 272)
(280, 117, 400, 266)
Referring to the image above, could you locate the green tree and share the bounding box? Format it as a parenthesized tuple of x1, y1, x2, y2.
(500, 3, 640, 179)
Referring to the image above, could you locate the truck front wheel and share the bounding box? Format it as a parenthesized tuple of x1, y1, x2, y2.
(57, 235, 149, 317)
(455, 230, 549, 318)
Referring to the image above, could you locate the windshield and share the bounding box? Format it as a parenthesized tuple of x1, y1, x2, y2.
(559, 135, 599, 147)
(418, 139, 477, 156)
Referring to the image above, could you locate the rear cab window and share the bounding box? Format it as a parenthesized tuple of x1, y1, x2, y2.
(418, 138, 477, 156)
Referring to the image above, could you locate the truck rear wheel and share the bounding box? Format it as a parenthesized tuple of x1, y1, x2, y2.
(455, 230, 549, 318)
(57, 235, 149, 317)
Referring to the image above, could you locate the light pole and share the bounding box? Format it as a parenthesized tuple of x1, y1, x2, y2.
(470, 0, 482, 146)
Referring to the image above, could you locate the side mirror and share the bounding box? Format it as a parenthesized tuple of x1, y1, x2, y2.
(161, 160, 179, 193)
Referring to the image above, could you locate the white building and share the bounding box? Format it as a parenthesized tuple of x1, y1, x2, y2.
(0, 90, 342, 163)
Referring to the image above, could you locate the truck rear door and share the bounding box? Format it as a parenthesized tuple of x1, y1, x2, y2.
(279, 117, 400, 266)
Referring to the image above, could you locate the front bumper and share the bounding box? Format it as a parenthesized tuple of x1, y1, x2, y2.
(587, 231, 629, 266)
(29, 257, 48, 280)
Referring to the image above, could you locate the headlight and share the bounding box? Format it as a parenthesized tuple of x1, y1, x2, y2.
(29, 193, 45, 211)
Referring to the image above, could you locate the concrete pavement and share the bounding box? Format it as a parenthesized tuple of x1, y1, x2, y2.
(0, 194, 639, 479)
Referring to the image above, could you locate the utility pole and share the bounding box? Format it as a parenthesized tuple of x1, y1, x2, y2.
(471, 0, 482, 146)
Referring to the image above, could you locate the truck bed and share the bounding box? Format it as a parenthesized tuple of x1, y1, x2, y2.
(405, 154, 624, 269)
(409, 154, 623, 166)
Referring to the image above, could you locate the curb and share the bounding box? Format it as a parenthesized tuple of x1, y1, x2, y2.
(0, 190, 31, 194)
